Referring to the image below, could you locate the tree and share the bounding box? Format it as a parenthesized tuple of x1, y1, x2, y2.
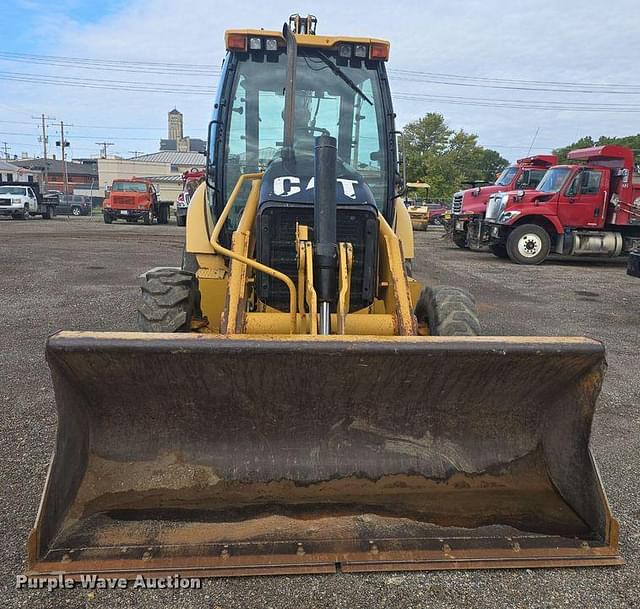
(553, 133, 640, 163)
(401, 113, 508, 200)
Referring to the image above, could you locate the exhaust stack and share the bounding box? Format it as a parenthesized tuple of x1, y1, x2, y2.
(313, 135, 338, 334)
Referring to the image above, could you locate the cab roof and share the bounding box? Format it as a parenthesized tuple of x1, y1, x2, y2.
(516, 154, 558, 167)
(567, 145, 634, 166)
(224, 28, 390, 59)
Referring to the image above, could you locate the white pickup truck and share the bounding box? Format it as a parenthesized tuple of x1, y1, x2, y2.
(0, 184, 58, 220)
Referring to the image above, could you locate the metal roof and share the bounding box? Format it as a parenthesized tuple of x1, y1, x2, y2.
(13, 158, 97, 177)
(137, 175, 183, 183)
(0, 160, 33, 172)
(127, 151, 205, 165)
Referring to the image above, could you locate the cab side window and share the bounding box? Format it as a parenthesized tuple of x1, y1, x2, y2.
(581, 170, 602, 194)
(567, 170, 602, 196)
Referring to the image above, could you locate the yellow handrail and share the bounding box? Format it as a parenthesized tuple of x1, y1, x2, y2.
(210, 173, 298, 333)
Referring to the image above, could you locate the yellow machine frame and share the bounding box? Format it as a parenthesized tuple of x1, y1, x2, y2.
(186, 176, 421, 336)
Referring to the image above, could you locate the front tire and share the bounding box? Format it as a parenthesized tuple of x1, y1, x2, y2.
(71, 206, 81, 216)
(506, 224, 551, 265)
(143, 211, 153, 225)
(452, 232, 467, 249)
(489, 243, 509, 259)
(415, 286, 480, 336)
(137, 268, 201, 332)
(103, 212, 113, 224)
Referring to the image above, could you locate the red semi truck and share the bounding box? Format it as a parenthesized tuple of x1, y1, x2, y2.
(450, 154, 557, 249)
(485, 145, 640, 264)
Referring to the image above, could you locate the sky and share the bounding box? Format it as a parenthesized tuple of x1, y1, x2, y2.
(1, 0, 639, 162)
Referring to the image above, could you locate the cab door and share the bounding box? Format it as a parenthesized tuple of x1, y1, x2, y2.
(558, 168, 609, 229)
(26, 188, 38, 211)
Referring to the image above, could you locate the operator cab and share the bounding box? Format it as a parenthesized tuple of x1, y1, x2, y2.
(207, 15, 397, 311)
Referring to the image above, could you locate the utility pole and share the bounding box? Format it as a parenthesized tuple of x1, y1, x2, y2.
(58, 121, 70, 195)
(33, 114, 55, 191)
(1, 141, 10, 160)
(96, 142, 114, 159)
(128, 150, 142, 158)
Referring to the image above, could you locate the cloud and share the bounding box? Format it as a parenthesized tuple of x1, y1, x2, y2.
(2, 0, 639, 160)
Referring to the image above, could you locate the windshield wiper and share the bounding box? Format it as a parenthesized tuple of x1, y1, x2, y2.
(315, 52, 373, 105)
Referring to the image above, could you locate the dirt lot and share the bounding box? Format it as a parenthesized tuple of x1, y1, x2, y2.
(1, 216, 638, 609)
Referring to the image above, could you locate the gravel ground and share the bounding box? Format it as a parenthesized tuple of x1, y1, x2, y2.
(1, 216, 638, 608)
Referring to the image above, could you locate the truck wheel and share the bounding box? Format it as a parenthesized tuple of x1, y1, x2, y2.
(21, 206, 30, 220)
(415, 286, 480, 336)
(42, 206, 55, 219)
(103, 213, 113, 224)
(137, 268, 201, 332)
(176, 214, 186, 227)
(143, 211, 153, 225)
(506, 224, 551, 265)
(489, 243, 509, 259)
(181, 250, 199, 273)
(452, 232, 467, 249)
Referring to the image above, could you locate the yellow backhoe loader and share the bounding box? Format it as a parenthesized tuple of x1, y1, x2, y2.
(29, 15, 621, 578)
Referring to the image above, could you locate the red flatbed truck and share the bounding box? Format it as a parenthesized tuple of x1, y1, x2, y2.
(484, 145, 640, 264)
(449, 155, 557, 250)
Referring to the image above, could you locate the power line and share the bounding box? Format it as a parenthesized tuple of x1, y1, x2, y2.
(2, 50, 640, 94)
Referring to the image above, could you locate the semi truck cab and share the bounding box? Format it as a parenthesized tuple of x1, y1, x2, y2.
(485, 145, 640, 264)
(449, 154, 557, 250)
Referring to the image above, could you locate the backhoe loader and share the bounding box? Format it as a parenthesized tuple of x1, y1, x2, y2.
(29, 15, 621, 578)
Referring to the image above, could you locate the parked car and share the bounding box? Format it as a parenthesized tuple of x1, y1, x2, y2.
(425, 202, 449, 226)
(55, 194, 92, 216)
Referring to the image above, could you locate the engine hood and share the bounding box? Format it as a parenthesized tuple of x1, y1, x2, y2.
(259, 154, 377, 209)
(455, 184, 504, 214)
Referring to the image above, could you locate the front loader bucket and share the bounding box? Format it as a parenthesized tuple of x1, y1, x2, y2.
(29, 332, 621, 578)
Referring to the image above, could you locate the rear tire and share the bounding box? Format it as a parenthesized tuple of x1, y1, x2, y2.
(452, 232, 467, 249)
(103, 213, 113, 224)
(176, 214, 186, 227)
(157, 205, 169, 225)
(71, 206, 81, 216)
(42, 206, 55, 219)
(489, 243, 509, 259)
(506, 224, 550, 265)
(415, 286, 480, 336)
(137, 268, 201, 332)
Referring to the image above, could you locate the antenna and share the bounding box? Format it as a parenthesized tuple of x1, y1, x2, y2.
(526, 127, 540, 156)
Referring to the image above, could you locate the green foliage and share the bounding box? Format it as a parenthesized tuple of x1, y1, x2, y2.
(553, 134, 640, 163)
(401, 113, 509, 200)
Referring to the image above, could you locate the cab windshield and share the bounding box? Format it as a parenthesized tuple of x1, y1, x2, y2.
(0, 186, 27, 195)
(495, 166, 517, 186)
(112, 182, 147, 193)
(536, 167, 571, 193)
(218, 49, 389, 212)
